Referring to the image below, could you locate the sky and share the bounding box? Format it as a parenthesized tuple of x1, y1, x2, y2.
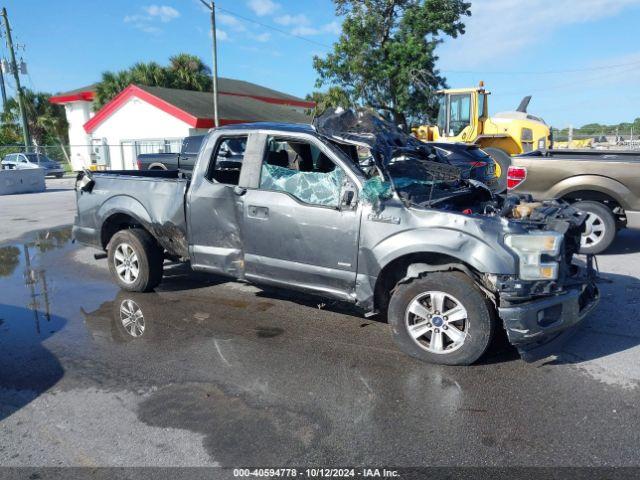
(3, 0, 640, 128)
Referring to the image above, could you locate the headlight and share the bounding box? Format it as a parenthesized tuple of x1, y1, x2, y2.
(505, 232, 563, 280)
(537, 138, 545, 150)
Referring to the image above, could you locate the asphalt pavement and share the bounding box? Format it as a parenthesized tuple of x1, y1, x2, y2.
(0, 178, 639, 468)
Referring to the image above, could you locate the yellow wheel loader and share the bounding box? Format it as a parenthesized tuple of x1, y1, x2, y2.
(414, 82, 551, 190)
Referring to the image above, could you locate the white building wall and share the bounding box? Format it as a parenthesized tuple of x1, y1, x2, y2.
(90, 96, 193, 170)
(64, 101, 94, 171)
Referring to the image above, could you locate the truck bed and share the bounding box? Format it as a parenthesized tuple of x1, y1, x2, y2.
(521, 149, 640, 162)
(74, 170, 189, 257)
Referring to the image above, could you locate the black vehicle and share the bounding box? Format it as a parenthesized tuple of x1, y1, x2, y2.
(136, 135, 205, 172)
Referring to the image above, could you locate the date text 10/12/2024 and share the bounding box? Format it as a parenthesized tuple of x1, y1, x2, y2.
(233, 468, 400, 478)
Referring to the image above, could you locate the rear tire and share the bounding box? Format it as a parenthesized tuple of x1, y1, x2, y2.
(573, 200, 616, 254)
(388, 271, 495, 365)
(107, 228, 164, 292)
(484, 147, 511, 192)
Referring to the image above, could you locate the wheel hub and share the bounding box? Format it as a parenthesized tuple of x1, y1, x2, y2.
(114, 242, 140, 284)
(405, 290, 469, 355)
(119, 299, 145, 337)
(581, 212, 605, 247)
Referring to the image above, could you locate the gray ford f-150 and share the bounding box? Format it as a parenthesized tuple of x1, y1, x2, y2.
(74, 110, 599, 365)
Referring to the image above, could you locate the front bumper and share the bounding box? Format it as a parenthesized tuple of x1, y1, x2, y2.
(498, 272, 599, 359)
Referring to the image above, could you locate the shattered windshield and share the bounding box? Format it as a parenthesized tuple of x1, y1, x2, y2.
(354, 148, 466, 206)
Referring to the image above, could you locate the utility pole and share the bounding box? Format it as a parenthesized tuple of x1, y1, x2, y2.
(199, 0, 219, 127)
(1, 7, 30, 149)
(0, 54, 7, 110)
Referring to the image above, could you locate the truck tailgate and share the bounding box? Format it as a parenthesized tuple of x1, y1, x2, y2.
(74, 171, 189, 257)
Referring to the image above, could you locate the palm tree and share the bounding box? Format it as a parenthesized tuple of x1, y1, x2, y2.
(1, 89, 70, 163)
(130, 61, 171, 87)
(94, 54, 213, 109)
(168, 53, 211, 91)
(94, 70, 134, 109)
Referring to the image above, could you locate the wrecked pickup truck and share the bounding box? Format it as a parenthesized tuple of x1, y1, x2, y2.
(74, 110, 599, 365)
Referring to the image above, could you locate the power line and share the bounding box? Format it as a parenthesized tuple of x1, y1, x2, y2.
(214, 5, 331, 49)
(212, 6, 640, 80)
(442, 59, 640, 76)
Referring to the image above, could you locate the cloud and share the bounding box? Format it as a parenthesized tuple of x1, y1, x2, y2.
(217, 12, 246, 31)
(124, 4, 180, 33)
(144, 5, 180, 22)
(274, 13, 309, 26)
(291, 21, 341, 36)
(216, 28, 229, 41)
(438, 0, 640, 68)
(252, 32, 271, 42)
(247, 0, 280, 16)
(239, 45, 283, 57)
(322, 21, 341, 35)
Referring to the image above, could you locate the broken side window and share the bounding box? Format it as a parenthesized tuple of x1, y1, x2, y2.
(259, 136, 345, 208)
(205, 135, 248, 186)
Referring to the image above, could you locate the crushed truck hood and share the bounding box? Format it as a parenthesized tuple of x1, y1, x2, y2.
(313, 108, 442, 167)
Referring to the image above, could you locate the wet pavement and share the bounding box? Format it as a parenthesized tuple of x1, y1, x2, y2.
(1, 226, 640, 467)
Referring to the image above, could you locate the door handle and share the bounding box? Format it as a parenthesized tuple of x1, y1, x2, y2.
(248, 205, 269, 219)
(233, 186, 247, 196)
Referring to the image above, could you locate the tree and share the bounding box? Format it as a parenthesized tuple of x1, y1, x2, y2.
(305, 86, 353, 116)
(94, 54, 212, 109)
(313, 0, 470, 126)
(167, 53, 212, 91)
(0, 89, 69, 161)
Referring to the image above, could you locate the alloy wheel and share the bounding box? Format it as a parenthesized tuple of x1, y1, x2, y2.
(404, 290, 468, 354)
(114, 242, 140, 284)
(581, 212, 606, 249)
(119, 299, 145, 337)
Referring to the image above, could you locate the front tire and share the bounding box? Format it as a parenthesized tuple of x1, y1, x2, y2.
(388, 272, 495, 365)
(484, 147, 511, 192)
(573, 200, 616, 254)
(107, 228, 164, 292)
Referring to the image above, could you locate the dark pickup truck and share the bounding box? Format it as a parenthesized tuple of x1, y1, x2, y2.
(74, 110, 598, 365)
(137, 135, 205, 172)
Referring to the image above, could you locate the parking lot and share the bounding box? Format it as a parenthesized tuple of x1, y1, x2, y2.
(1, 177, 640, 467)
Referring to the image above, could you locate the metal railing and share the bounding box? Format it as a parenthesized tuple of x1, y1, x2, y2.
(0, 141, 183, 172)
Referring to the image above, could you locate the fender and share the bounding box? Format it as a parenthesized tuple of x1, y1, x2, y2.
(97, 195, 153, 228)
(547, 175, 634, 209)
(97, 195, 153, 246)
(363, 226, 517, 276)
(97, 194, 189, 257)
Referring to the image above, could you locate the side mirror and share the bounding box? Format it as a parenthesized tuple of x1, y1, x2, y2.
(341, 182, 358, 210)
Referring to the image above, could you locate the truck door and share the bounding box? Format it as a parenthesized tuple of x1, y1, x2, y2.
(239, 134, 362, 301)
(186, 132, 255, 276)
